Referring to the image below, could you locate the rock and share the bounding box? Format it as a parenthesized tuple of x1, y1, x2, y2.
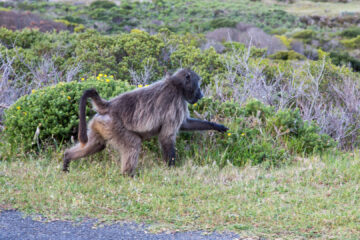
(112, 16, 123, 24)
(123, 25, 132, 32)
(151, 20, 164, 26)
(206, 27, 241, 42)
(300, 14, 360, 28)
(206, 24, 287, 54)
(93, 21, 111, 32)
(290, 40, 304, 55)
(235, 22, 255, 31)
(304, 46, 319, 60)
(311, 39, 320, 48)
(201, 40, 225, 53)
(322, 39, 340, 51)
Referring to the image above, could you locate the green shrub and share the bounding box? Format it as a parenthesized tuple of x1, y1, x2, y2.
(209, 18, 237, 29)
(89, 8, 110, 21)
(181, 98, 334, 167)
(74, 24, 85, 33)
(0, 7, 10, 12)
(0, 28, 221, 89)
(170, 42, 224, 85)
(4, 76, 135, 151)
(62, 16, 85, 24)
(0, 27, 44, 49)
(223, 42, 267, 57)
(292, 29, 315, 40)
(268, 50, 306, 60)
(275, 35, 291, 49)
(288, 123, 333, 154)
(341, 35, 360, 49)
(330, 51, 360, 72)
(270, 28, 288, 35)
(340, 27, 360, 38)
(268, 109, 304, 136)
(243, 98, 272, 120)
(89, 0, 116, 10)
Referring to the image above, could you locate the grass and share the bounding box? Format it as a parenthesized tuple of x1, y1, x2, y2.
(282, 0, 360, 17)
(0, 147, 359, 239)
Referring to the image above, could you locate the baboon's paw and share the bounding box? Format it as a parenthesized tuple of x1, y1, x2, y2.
(214, 124, 228, 133)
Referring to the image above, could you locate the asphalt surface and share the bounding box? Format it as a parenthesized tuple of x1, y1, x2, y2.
(0, 210, 242, 240)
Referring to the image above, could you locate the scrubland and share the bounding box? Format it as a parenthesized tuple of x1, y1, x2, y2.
(1, 0, 360, 239)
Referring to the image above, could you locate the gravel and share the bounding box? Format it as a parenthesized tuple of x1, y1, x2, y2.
(0, 210, 242, 240)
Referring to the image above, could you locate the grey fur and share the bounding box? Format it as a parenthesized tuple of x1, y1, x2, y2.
(63, 69, 228, 175)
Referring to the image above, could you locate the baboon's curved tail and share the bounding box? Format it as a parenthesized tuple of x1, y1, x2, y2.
(78, 88, 109, 144)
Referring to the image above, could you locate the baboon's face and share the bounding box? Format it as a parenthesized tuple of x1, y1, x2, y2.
(174, 69, 203, 104)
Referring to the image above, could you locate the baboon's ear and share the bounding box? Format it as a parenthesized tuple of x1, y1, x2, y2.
(170, 74, 186, 91)
(165, 71, 171, 79)
(172, 76, 183, 88)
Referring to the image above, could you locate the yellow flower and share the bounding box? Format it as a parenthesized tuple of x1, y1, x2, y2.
(193, 103, 197, 107)
(31, 89, 36, 94)
(138, 84, 143, 88)
(106, 79, 110, 83)
(97, 76, 100, 80)
(241, 133, 245, 136)
(99, 74, 103, 77)
(104, 74, 107, 77)
(16, 106, 21, 110)
(227, 133, 231, 136)
(145, 84, 149, 87)
(81, 77, 85, 81)
(67, 96, 71, 100)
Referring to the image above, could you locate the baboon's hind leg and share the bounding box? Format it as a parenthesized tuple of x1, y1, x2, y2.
(63, 130, 105, 172)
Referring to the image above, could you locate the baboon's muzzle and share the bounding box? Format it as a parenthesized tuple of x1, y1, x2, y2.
(190, 90, 203, 104)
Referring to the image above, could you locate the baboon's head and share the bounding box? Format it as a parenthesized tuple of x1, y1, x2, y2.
(171, 68, 203, 104)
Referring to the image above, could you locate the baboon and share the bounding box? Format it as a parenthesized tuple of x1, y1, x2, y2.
(63, 68, 228, 175)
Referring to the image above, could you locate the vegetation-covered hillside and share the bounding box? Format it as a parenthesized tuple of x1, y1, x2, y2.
(0, 0, 360, 239)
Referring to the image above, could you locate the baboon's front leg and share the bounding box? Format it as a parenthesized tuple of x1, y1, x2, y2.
(159, 132, 176, 166)
(161, 140, 176, 166)
(180, 118, 228, 132)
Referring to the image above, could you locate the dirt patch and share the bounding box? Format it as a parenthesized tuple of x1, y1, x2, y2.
(0, 10, 67, 32)
(300, 14, 360, 27)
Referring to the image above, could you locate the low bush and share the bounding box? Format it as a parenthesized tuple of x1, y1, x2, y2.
(275, 35, 292, 49)
(209, 18, 237, 29)
(268, 50, 306, 60)
(89, 0, 116, 10)
(341, 35, 360, 49)
(3, 76, 134, 151)
(330, 51, 360, 72)
(292, 29, 315, 40)
(181, 98, 333, 167)
(340, 27, 360, 38)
